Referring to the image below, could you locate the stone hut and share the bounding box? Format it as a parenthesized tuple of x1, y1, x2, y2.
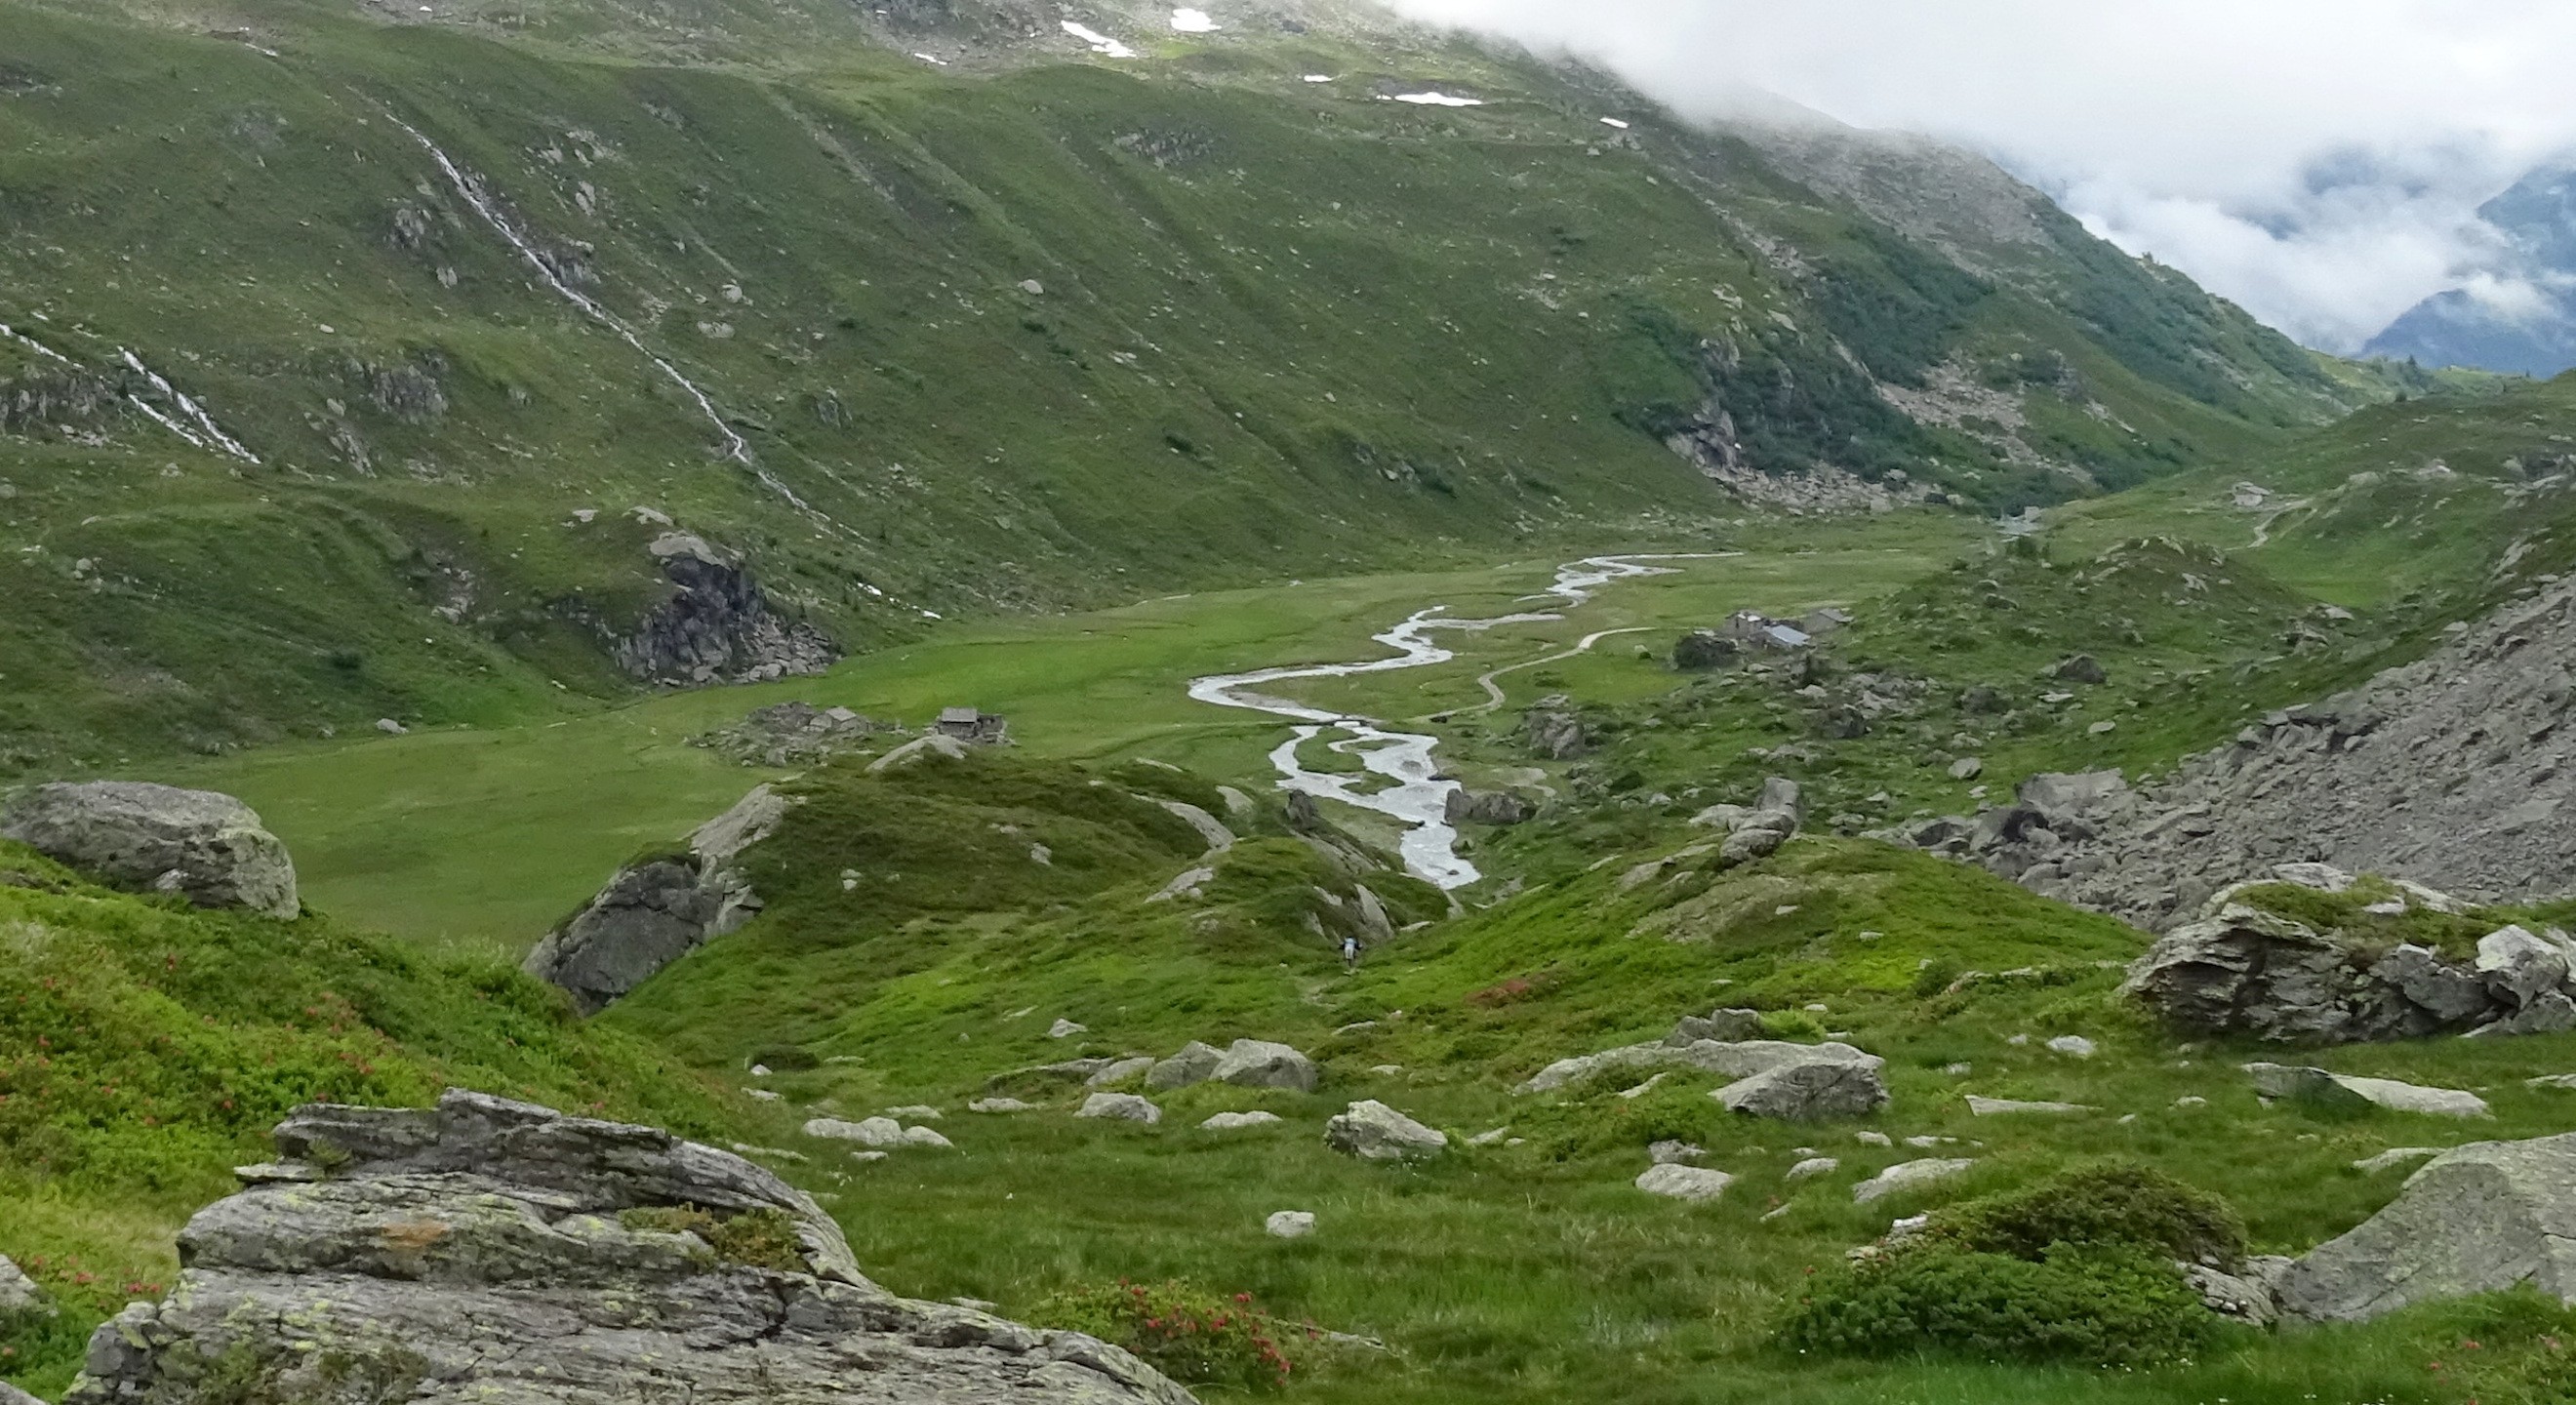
(933, 707, 1010, 744)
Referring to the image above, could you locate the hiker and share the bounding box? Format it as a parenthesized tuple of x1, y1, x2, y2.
(1342, 935, 1361, 973)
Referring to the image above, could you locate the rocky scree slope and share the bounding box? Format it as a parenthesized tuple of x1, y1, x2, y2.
(69, 1089, 1193, 1405)
(1951, 570, 2576, 927)
(0, 0, 2380, 772)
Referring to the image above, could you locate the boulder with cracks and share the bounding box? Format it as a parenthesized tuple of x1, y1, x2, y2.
(524, 785, 790, 1014)
(63, 1089, 1195, 1404)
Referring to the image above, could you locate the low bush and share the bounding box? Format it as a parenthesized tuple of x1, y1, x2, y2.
(1930, 1162, 2246, 1268)
(617, 1206, 809, 1273)
(1779, 1243, 2217, 1366)
(1037, 1279, 1296, 1390)
(1777, 1161, 2244, 1367)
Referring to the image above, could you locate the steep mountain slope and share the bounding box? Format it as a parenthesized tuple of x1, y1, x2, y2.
(2366, 160, 2576, 378)
(0, 0, 2376, 776)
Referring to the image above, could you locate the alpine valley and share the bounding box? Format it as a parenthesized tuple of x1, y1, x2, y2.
(4, 3, 2576, 1405)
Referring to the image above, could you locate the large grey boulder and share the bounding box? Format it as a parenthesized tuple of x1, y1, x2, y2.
(524, 785, 789, 1014)
(1445, 789, 1536, 826)
(2245, 1063, 2491, 1118)
(0, 1254, 47, 1317)
(0, 782, 298, 919)
(1147, 1041, 1227, 1091)
(616, 533, 839, 687)
(2478, 925, 2571, 1004)
(2118, 905, 2536, 1044)
(1522, 1034, 1878, 1097)
(1211, 1039, 1319, 1093)
(1634, 1165, 1733, 1203)
(1077, 1093, 1162, 1124)
(1668, 1009, 1765, 1045)
(1853, 1158, 1975, 1205)
(1323, 1101, 1446, 1161)
(1520, 697, 1591, 760)
(1714, 1058, 1890, 1121)
(2279, 1132, 2576, 1322)
(63, 1089, 1192, 1405)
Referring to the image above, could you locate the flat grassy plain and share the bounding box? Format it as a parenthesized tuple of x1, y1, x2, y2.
(160, 519, 1979, 952)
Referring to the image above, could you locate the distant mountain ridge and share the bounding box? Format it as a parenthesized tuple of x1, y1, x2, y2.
(2365, 160, 2576, 378)
(0, 0, 2394, 772)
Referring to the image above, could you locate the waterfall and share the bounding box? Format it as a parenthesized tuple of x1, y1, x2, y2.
(387, 115, 828, 519)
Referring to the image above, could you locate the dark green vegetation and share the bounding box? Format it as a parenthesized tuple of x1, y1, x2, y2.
(5, 3, 2576, 1403)
(617, 1204, 812, 1273)
(1782, 1164, 2246, 1368)
(0, 0, 2396, 773)
(550, 743, 2576, 1404)
(0, 840, 733, 1398)
(1038, 1280, 1300, 1392)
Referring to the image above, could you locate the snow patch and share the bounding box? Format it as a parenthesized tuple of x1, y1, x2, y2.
(1599, 117, 1630, 130)
(1061, 20, 1137, 58)
(1389, 92, 1483, 107)
(1302, 74, 1334, 84)
(912, 52, 948, 65)
(1170, 8, 1216, 32)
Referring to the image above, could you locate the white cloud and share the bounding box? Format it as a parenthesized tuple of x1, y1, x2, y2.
(1385, 0, 2576, 351)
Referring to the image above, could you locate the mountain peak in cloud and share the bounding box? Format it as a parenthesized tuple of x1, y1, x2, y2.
(2366, 160, 2576, 378)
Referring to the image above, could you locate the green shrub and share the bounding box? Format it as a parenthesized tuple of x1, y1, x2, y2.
(1, 1302, 94, 1399)
(615, 1206, 809, 1273)
(1777, 1162, 2245, 1367)
(1758, 1009, 1829, 1041)
(1911, 957, 1961, 999)
(1037, 1280, 1296, 1390)
(1780, 1243, 2217, 1366)
(1931, 1162, 2246, 1268)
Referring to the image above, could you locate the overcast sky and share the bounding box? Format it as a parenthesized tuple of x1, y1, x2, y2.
(1385, 0, 2576, 352)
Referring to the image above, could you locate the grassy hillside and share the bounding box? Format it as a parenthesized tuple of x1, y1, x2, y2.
(0, 0, 2387, 775)
(0, 842, 744, 1399)
(572, 746, 2576, 1405)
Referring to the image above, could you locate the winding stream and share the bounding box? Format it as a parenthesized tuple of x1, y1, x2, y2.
(1187, 554, 1721, 889)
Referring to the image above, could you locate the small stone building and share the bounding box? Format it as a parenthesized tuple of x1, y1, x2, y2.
(934, 707, 1009, 744)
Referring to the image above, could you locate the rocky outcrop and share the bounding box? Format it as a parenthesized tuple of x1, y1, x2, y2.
(2243, 1063, 2490, 1117)
(1445, 788, 1536, 825)
(2119, 897, 2576, 1045)
(1672, 629, 1740, 671)
(1519, 1013, 1889, 1120)
(0, 1254, 47, 1317)
(1324, 1101, 1446, 1161)
(1715, 1059, 1891, 1120)
(1078, 1093, 1161, 1124)
(63, 1089, 1193, 1404)
(1141, 1038, 1320, 1093)
(1853, 1158, 1975, 1205)
(1927, 577, 2576, 925)
(1147, 1041, 1226, 1090)
(616, 533, 839, 687)
(1209, 1039, 1319, 1093)
(1521, 695, 1593, 760)
(1635, 1164, 1733, 1202)
(2277, 1132, 2576, 1322)
(693, 702, 875, 766)
(1686, 777, 1804, 865)
(0, 781, 298, 919)
(524, 785, 789, 1014)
